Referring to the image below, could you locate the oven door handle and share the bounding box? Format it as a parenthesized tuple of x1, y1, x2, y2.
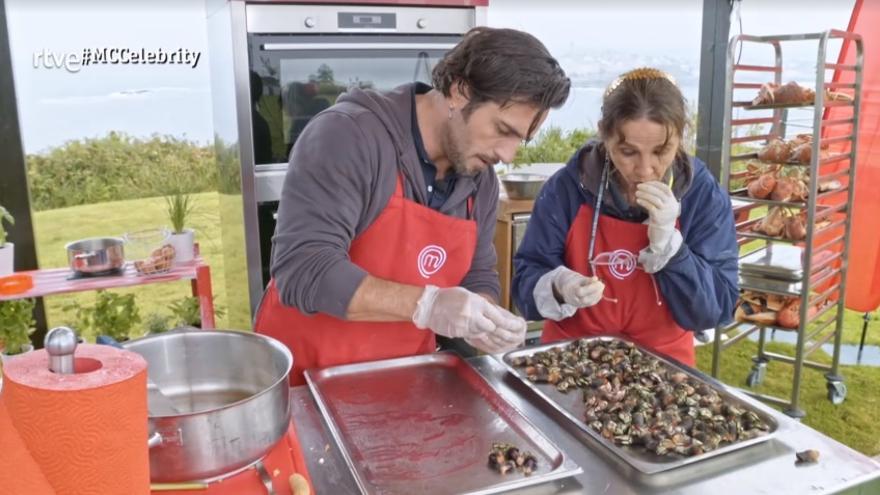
(261, 42, 457, 51)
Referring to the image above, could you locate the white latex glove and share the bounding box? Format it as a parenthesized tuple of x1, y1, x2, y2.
(553, 266, 605, 308)
(412, 286, 526, 352)
(635, 181, 683, 273)
(534, 266, 605, 321)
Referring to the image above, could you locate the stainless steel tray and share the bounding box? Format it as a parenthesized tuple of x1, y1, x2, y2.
(739, 245, 804, 281)
(501, 337, 780, 475)
(305, 352, 582, 495)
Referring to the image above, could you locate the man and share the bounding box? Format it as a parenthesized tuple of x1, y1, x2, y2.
(255, 27, 571, 384)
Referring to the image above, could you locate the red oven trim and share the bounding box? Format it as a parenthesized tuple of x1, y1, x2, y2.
(245, 0, 488, 6)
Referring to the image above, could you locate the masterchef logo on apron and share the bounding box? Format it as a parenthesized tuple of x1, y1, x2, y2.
(596, 249, 638, 280)
(417, 244, 447, 278)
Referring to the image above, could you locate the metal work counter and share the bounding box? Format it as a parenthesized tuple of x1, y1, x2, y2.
(291, 355, 880, 494)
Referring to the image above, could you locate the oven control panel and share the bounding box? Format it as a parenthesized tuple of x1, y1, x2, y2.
(247, 4, 476, 34)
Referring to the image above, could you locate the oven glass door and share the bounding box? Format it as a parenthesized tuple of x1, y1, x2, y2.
(248, 34, 460, 166)
(248, 34, 460, 287)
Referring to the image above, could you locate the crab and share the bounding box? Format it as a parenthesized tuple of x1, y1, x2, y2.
(751, 81, 816, 106)
(743, 161, 809, 203)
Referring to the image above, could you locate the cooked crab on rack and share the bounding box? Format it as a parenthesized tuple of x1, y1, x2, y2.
(750, 81, 853, 107)
(734, 289, 821, 329)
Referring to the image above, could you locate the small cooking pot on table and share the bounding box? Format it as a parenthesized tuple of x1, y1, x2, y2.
(65, 237, 125, 275)
(122, 329, 293, 482)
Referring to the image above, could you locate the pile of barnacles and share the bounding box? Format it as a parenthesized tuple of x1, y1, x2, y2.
(510, 339, 770, 458)
(488, 442, 538, 476)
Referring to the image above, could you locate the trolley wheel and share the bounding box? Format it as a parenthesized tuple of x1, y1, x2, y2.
(826, 381, 847, 405)
(746, 365, 766, 388)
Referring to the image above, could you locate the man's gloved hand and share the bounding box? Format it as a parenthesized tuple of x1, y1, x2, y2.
(552, 266, 605, 308)
(635, 180, 683, 273)
(412, 286, 526, 352)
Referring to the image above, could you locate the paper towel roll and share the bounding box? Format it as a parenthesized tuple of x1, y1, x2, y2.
(2, 343, 150, 495)
(0, 396, 55, 495)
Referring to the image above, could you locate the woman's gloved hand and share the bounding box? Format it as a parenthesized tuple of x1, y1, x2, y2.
(533, 266, 605, 321)
(552, 266, 605, 308)
(635, 180, 683, 273)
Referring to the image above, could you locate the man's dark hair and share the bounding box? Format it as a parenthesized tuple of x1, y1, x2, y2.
(432, 27, 571, 137)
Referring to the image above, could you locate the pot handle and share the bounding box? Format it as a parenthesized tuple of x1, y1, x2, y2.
(148, 430, 163, 449)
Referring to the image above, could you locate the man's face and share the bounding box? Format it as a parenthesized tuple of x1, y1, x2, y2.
(442, 87, 547, 176)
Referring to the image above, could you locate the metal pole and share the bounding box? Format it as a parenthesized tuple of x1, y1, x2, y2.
(696, 0, 734, 180)
(0, 0, 48, 344)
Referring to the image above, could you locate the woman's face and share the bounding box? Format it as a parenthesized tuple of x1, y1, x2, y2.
(606, 118, 680, 191)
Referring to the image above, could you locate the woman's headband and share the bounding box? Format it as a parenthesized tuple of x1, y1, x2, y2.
(604, 67, 677, 98)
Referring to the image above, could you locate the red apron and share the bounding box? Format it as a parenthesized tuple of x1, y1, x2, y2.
(255, 175, 477, 385)
(542, 203, 695, 366)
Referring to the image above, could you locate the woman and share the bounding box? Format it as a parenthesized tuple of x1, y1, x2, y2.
(512, 67, 738, 366)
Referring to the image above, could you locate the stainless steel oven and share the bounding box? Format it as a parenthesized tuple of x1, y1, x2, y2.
(207, 2, 485, 322)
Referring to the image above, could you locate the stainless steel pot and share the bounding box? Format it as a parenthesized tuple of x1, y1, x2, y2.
(122, 329, 292, 482)
(500, 173, 548, 200)
(65, 237, 125, 274)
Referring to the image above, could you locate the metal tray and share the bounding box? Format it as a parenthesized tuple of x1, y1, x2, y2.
(739, 245, 804, 281)
(501, 337, 780, 475)
(305, 352, 582, 495)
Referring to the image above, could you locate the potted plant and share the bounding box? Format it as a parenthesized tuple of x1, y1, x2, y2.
(143, 312, 172, 335)
(165, 192, 196, 263)
(66, 290, 142, 342)
(170, 295, 225, 328)
(0, 205, 14, 276)
(0, 298, 36, 362)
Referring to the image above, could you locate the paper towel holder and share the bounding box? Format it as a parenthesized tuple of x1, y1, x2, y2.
(45, 326, 78, 374)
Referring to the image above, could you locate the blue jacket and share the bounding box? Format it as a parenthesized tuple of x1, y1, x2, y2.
(512, 143, 739, 331)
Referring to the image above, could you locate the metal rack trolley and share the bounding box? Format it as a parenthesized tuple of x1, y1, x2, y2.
(711, 30, 864, 418)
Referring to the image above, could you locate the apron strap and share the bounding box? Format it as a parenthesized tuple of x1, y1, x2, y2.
(587, 157, 610, 277)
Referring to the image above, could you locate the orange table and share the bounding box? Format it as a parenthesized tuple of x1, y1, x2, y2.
(0, 258, 215, 329)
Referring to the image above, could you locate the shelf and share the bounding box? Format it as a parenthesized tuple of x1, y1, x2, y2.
(728, 192, 807, 209)
(716, 30, 863, 414)
(739, 266, 837, 297)
(736, 99, 855, 110)
(733, 300, 839, 334)
(728, 187, 848, 208)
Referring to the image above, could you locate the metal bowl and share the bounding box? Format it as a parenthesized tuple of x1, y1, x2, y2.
(123, 329, 293, 482)
(500, 173, 548, 200)
(65, 237, 125, 274)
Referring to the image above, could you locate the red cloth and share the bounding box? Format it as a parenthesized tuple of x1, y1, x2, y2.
(824, 0, 880, 311)
(256, 175, 477, 384)
(542, 204, 695, 365)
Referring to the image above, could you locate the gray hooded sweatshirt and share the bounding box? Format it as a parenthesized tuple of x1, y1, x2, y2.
(269, 83, 501, 319)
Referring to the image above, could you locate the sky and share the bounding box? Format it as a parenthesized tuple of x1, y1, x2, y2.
(4, 0, 857, 154)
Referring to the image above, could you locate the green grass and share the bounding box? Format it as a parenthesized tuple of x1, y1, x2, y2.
(32, 192, 235, 340)
(696, 341, 880, 456)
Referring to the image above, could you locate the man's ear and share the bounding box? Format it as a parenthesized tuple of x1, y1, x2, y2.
(449, 80, 471, 109)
